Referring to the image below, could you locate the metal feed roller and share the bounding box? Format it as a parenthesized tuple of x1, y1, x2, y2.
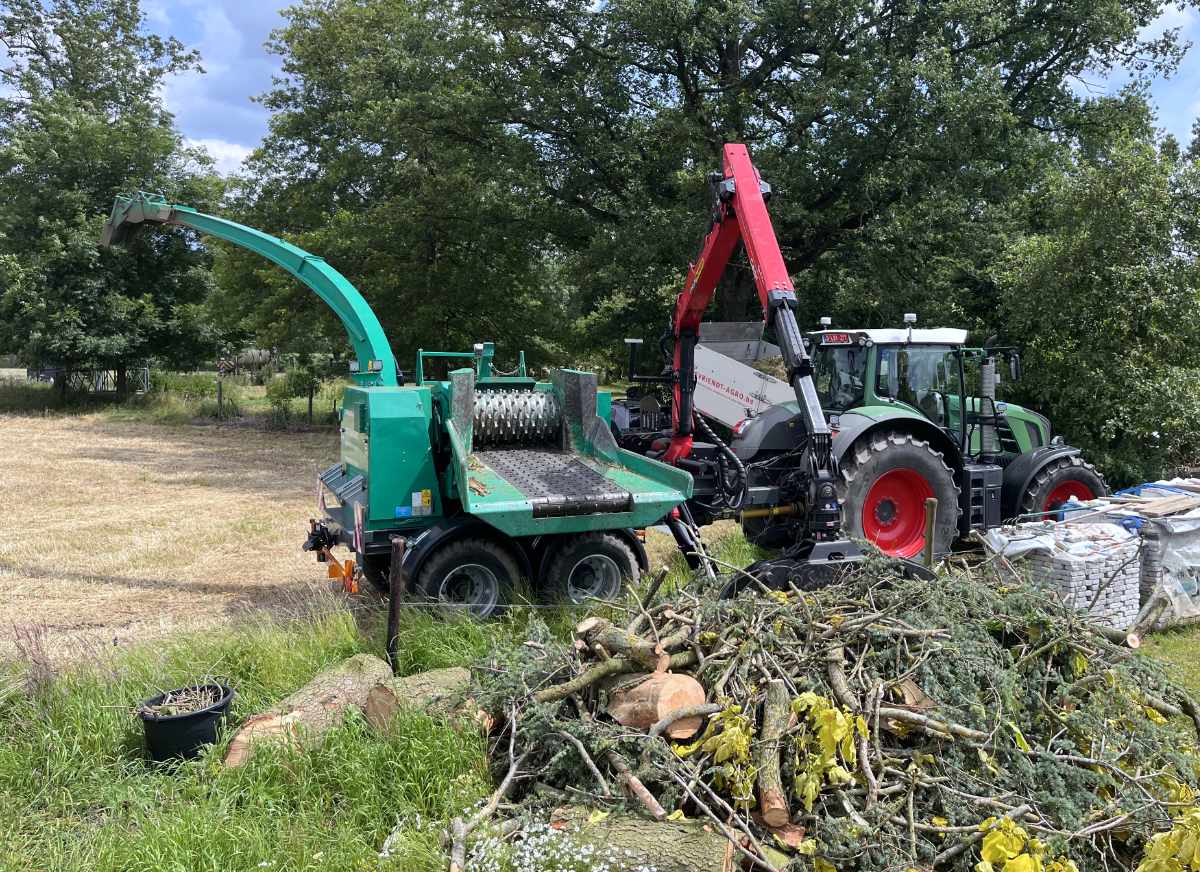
(473, 389, 562, 446)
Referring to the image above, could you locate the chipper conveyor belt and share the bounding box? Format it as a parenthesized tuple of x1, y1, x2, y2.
(472, 388, 633, 518)
(446, 374, 693, 536)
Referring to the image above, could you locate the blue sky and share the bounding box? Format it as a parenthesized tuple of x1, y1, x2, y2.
(147, 0, 1200, 175)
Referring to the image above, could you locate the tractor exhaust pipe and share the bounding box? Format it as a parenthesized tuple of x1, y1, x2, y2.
(981, 357, 1000, 457)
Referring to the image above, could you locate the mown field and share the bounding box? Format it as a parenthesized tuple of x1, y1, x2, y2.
(1, 410, 1198, 871)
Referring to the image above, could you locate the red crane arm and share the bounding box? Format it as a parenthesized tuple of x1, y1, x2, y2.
(664, 143, 831, 470)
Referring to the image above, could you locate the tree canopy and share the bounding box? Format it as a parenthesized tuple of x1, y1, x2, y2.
(0, 0, 222, 385)
(2, 0, 1200, 481)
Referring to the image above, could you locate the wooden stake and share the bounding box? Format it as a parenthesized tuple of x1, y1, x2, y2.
(922, 497, 938, 569)
(385, 535, 407, 674)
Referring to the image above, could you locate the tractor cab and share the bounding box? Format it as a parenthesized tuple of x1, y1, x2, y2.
(807, 322, 1045, 461)
(809, 326, 966, 427)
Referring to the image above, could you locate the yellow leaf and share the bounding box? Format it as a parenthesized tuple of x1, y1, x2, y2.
(814, 860, 837, 872)
(666, 809, 686, 821)
(1005, 854, 1040, 872)
(932, 816, 949, 827)
(977, 748, 1002, 776)
(797, 839, 819, 856)
(587, 809, 609, 824)
(1009, 721, 1032, 753)
(828, 614, 845, 628)
(1070, 650, 1088, 676)
(1145, 706, 1168, 725)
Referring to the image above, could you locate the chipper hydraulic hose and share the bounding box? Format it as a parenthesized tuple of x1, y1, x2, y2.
(100, 192, 397, 387)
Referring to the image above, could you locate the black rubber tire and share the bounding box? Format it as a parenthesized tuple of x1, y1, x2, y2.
(540, 532, 637, 604)
(740, 515, 796, 550)
(359, 553, 391, 593)
(840, 431, 960, 558)
(1021, 455, 1108, 517)
(413, 538, 518, 619)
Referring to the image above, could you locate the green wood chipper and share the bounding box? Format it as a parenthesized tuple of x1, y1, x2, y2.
(100, 193, 692, 617)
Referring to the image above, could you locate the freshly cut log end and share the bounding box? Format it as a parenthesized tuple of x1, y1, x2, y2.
(606, 672, 706, 738)
(224, 653, 392, 768)
(363, 666, 474, 730)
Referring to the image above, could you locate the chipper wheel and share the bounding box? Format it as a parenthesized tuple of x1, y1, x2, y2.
(413, 538, 519, 619)
(1021, 455, 1107, 518)
(841, 431, 960, 559)
(541, 532, 637, 604)
(359, 554, 391, 593)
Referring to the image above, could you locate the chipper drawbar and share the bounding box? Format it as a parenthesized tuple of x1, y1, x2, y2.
(101, 192, 692, 618)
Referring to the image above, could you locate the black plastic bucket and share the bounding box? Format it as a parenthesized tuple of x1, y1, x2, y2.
(138, 683, 234, 761)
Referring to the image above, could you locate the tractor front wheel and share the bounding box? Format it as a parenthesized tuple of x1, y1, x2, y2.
(413, 538, 518, 619)
(841, 431, 960, 559)
(1021, 456, 1107, 518)
(541, 532, 636, 604)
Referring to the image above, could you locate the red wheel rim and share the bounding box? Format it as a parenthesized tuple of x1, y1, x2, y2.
(861, 468, 934, 558)
(1043, 481, 1095, 514)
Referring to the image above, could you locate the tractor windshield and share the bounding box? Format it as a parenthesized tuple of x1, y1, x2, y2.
(813, 344, 869, 411)
(875, 345, 960, 426)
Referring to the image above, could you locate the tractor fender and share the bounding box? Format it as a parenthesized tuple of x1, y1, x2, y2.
(396, 516, 535, 585)
(731, 403, 964, 471)
(730, 402, 804, 460)
(1000, 445, 1082, 520)
(830, 409, 965, 474)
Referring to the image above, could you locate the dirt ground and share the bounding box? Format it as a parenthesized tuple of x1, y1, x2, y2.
(0, 415, 340, 662)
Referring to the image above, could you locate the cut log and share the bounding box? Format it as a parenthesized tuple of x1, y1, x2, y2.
(606, 672, 706, 738)
(363, 666, 476, 730)
(224, 653, 392, 767)
(548, 805, 789, 872)
(576, 616, 690, 672)
(754, 679, 790, 828)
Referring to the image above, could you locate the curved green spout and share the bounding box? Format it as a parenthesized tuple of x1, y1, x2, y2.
(101, 192, 397, 387)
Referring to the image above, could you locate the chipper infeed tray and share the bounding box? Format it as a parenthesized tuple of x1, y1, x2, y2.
(444, 367, 691, 538)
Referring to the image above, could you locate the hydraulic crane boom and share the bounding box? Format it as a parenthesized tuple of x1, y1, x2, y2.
(100, 192, 398, 387)
(666, 144, 844, 547)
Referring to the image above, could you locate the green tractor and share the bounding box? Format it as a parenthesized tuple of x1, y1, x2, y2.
(733, 317, 1106, 558)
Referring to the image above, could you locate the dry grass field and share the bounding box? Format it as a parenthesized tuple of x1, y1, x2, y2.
(0, 414, 340, 661)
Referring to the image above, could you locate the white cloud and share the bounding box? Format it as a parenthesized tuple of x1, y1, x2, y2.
(188, 137, 252, 174)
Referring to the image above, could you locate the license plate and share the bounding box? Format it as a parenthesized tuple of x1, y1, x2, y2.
(820, 332, 853, 345)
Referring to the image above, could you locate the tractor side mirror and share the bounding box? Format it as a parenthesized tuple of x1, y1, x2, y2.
(1009, 353, 1022, 382)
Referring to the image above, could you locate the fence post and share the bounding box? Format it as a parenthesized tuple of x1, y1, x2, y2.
(385, 536, 409, 674)
(307, 381, 315, 423)
(216, 378, 224, 421)
(922, 498, 938, 569)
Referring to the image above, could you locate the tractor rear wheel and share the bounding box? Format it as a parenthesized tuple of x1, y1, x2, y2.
(841, 431, 960, 559)
(541, 532, 636, 604)
(413, 538, 518, 619)
(1021, 456, 1107, 518)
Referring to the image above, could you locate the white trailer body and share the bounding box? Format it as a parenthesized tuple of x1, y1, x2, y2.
(692, 343, 793, 429)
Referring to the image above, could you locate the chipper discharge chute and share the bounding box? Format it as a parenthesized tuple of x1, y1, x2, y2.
(100, 193, 691, 618)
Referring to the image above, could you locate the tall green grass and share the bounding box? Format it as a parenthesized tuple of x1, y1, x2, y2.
(0, 528, 800, 871)
(0, 608, 504, 872)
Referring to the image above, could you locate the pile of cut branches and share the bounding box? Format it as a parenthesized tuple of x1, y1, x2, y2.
(469, 556, 1200, 871)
